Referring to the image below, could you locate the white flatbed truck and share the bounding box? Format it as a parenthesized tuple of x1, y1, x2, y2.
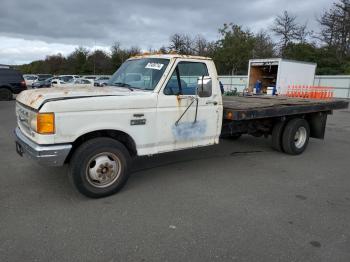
(14, 54, 349, 198)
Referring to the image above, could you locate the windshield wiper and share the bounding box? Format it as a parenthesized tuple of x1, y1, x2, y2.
(111, 82, 134, 91)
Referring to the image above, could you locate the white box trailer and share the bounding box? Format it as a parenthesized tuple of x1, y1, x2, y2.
(247, 58, 317, 95)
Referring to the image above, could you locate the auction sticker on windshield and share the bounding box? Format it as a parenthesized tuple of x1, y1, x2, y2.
(145, 63, 164, 70)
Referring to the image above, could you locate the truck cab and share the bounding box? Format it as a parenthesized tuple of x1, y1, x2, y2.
(15, 54, 223, 197)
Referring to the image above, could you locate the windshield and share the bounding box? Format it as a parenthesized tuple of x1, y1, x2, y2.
(108, 58, 169, 91)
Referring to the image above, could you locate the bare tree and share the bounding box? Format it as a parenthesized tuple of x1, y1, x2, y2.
(158, 46, 168, 53)
(271, 11, 299, 54)
(169, 33, 194, 55)
(295, 22, 313, 44)
(319, 7, 339, 47)
(319, 0, 350, 57)
(193, 35, 209, 56)
(169, 34, 183, 53)
(253, 30, 276, 58)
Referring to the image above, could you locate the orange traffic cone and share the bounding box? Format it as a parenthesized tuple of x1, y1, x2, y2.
(306, 85, 311, 98)
(309, 86, 314, 99)
(297, 85, 301, 98)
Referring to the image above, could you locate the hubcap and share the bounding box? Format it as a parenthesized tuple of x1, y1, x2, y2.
(294, 126, 307, 149)
(86, 152, 121, 188)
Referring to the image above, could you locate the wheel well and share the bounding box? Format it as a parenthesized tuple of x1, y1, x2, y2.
(271, 112, 328, 139)
(0, 86, 12, 91)
(65, 130, 137, 163)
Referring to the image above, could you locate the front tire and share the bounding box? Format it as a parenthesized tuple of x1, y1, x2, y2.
(0, 88, 12, 101)
(69, 137, 131, 198)
(282, 118, 310, 155)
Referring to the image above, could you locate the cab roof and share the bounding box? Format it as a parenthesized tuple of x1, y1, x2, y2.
(128, 53, 212, 61)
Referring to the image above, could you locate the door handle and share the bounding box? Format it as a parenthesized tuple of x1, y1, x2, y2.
(206, 101, 218, 105)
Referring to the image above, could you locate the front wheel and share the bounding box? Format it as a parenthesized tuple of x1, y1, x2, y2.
(69, 137, 131, 198)
(0, 88, 12, 101)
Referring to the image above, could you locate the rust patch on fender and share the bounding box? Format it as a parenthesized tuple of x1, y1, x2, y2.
(30, 94, 43, 106)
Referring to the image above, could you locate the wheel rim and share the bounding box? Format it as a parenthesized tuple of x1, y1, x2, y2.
(85, 152, 121, 188)
(294, 126, 307, 149)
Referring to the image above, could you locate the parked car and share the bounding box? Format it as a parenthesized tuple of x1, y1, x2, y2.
(58, 75, 80, 82)
(32, 77, 55, 89)
(52, 78, 93, 88)
(83, 76, 97, 81)
(50, 79, 65, 87)
(23, 75, 38, 87)
(36, 74, 53, 80)
(94, 76, 110, 86)
(0, 68, 27, 100)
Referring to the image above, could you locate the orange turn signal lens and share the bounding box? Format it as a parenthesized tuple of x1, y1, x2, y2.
(37, 113, 55, 134)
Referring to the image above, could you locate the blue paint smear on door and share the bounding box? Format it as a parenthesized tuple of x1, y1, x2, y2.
(172, 120, 207, 140)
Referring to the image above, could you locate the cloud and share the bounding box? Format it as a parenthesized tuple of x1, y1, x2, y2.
(0, 0, 333, 64)
(0, 37, 77, 64)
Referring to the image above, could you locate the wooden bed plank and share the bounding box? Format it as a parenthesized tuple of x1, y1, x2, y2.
(222, 96, 349, 121)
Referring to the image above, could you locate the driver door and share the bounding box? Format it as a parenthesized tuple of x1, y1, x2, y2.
(156, 59, 221, 153)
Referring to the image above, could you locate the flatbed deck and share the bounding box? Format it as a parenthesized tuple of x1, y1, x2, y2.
(223, 96, 349, 121)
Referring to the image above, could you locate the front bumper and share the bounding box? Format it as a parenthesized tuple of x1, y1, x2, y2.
(14, 127, 72, 166)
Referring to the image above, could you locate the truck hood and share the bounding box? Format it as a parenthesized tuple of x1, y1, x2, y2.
(16, 86, 144, 110)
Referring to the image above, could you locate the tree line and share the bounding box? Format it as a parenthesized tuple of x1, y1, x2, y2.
(17, 0, 350, 75)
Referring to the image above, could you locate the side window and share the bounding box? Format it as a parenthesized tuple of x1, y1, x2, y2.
(163, 69, 180, 95)
(164, 62, 209, 95)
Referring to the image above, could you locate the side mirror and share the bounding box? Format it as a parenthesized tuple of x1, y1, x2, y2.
(197, 76, 212, 97)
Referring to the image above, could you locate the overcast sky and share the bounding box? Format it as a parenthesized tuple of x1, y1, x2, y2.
(0, 0, 333, 65)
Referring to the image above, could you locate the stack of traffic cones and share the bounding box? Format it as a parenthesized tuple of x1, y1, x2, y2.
(286, 85, 334, 100)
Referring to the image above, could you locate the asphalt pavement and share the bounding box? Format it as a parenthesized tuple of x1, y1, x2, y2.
(1, 100, 350, 262)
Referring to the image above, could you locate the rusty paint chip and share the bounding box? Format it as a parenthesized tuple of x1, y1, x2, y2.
(30, 94, 43, 105)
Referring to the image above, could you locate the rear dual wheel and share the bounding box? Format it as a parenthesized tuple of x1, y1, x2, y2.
(271, 121, 285, 152)
(272, 118, 310, 155)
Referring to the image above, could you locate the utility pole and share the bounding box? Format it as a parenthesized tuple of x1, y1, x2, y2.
(93, 39, 96, 75)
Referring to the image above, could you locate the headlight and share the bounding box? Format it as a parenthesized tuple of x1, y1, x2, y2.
(29, 112, 55, 134)
(29, 113, 37, 131)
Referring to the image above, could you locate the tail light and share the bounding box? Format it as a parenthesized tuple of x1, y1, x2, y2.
(20, 80, 27, 89)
